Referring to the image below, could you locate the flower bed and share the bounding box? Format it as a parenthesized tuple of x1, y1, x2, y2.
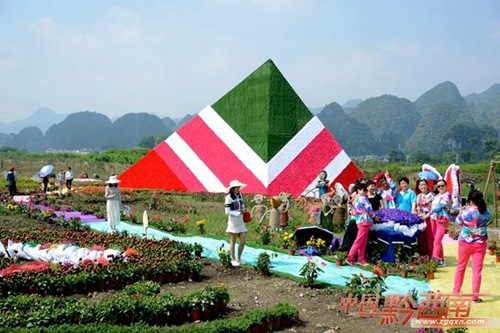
(0, 228, 202, 297)
(0, 282, 229, 328)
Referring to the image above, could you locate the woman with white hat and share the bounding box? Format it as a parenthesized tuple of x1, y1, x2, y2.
(105, 175, 121, 235)
(225, 179, 247, 267)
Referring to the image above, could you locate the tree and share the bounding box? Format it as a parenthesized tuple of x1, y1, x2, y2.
(388, 150, 405, 163)
(482, 137, 500, 160)
(138, 136, 156, 148)
(154, 135, 168, 145)
(408, 150, 431, 164)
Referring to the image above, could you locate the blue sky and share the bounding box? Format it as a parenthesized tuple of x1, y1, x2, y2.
(1, 0, 499, 122)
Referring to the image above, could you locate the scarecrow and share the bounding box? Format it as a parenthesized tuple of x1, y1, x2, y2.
(250, 194, 267, 223)
(278, 192, 292, 228)
(259, 196, 282, 230)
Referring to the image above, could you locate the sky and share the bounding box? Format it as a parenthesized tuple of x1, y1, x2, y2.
(1, 0, 499, 122)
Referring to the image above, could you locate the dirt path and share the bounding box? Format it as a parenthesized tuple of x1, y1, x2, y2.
(163, 259, 415, 333)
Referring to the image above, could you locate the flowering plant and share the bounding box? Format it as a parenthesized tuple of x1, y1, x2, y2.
(299, 257, 326, 287)
(260, 225, 271, 245)
(305, 236, 327, 254)
(375, 208, 423, 226)
(196, 219, 206, 234)
(281, 231, 297, 249)
(217, 244, 232, 268)
(254, 252, 276, 276)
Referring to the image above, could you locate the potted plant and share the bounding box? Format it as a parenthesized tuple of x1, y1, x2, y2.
(495, 248, 500, 263)
(196, 219, 206, 234)
(254, 252, 273, 276)
(416, 260, 437, 279)
(299, 258, 325, 287)
(488, 240, 497, 256)
(400, 263, 410, 278)
(193, 242, 203, 259)
(282, 231, 297, 255)
(335, 252, 347, 266)
(376, 261, 389, 276)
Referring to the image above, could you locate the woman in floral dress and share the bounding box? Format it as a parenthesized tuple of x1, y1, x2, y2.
(416, 179, 435, 256)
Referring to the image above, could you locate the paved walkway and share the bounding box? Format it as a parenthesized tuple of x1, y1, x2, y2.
(429, 237, 500, 332)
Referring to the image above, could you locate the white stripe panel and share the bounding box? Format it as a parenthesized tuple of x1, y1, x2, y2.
(268, 117, 324, 183)
(165, 132, 225, 192)
(199, 106, 269, 186)
(301, 150, 351, 196)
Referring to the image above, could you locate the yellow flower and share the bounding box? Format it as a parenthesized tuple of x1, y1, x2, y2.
(196, 219, 206, 226)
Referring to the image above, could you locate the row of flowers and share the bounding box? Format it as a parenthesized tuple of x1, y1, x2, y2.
(0, 281, 229, 328)
(0, 228, 203, 296)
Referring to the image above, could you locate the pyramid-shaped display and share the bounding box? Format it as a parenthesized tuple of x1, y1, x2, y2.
(119, 60, 362, 196)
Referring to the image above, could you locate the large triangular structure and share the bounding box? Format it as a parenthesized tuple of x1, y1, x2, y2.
(119, 60, 362, 196)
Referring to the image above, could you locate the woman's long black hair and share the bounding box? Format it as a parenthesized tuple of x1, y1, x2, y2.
(229, 187, 242, 200)
(467, 190, 487, 214)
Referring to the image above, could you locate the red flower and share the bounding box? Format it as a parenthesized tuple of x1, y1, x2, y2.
(371, 267, 382, 277)
(321, 262, 327, 266)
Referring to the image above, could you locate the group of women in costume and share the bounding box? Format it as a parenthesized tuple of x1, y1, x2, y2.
(338, 172, 491, 302)
(224, 166, 491, 301)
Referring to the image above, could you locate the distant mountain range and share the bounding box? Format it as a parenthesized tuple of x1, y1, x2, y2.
(1, 82, 499, 157)
(0, 107, 68, 134)
(318, 82, 500, 158)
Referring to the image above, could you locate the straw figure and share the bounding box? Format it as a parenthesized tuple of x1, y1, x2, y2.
(278, 192, 292, 228)
(259, 196, 282, 230)
(250, 194, 267, 224)
(320, 193, 335, 231)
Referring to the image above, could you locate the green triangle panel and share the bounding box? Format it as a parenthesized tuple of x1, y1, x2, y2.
(212, 59, 313, 162)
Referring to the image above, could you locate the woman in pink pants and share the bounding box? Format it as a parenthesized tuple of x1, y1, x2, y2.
(430, 179, 451, 266)
(453, 190, 490, 302)
(347, 183, 376, 266)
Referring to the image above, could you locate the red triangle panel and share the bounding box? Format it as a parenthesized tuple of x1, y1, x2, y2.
(119, 149, 187, 191)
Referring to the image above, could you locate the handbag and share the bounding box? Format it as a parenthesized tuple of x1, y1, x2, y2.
(243, 211, 252, 223)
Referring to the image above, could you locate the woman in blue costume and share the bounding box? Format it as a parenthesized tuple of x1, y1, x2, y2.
(316, 170, 330, 198)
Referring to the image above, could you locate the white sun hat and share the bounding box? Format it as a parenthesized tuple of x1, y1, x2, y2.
(105, 175, 121, 184)
(226, 179, 247, 193)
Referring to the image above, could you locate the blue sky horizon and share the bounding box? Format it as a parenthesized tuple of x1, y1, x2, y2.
(1, 0, 499, 122)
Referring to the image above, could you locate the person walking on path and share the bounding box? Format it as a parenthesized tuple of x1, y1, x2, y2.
(105, 175, 121, 235)
(453, 190, 490, 302)
(224, 179, 248, 267)
(5, 166, 17, 198)
(57, 170, 64, 190)
(65, 167, 74, 190)
(42, 175, 49, 193)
